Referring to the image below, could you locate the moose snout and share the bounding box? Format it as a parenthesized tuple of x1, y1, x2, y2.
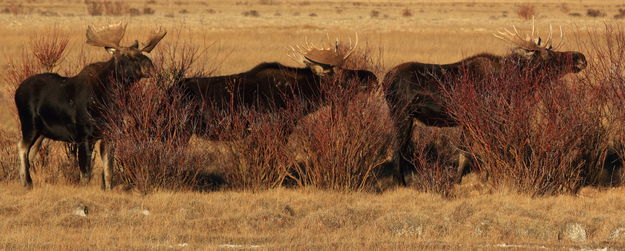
(141, 62, 156, 78)
(572, 53, 587, 73)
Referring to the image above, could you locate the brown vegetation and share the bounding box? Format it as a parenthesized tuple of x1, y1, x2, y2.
(1, 0, 625, 248)
(101, 79, 209, 192)
(288, 89, 394, 191)
(2, 184, 625, 249)
(242, 10, 260, 17)
(615, 9, 625, 19)
(29, 28, 69, 72)
(587, 9, 607, 18)
(1, 12, 624, 194)
(2, 13, 625, 197)
(85, 0, 130, 16)
(406, 122, 462, 197)
(579, 24, 625, 186)
(444, 68, 608, 195)
(515, 3, 535, 20)
(401, 8, 412, 17)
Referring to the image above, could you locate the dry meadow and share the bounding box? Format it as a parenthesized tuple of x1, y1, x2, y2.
(1, 0, 625, 249)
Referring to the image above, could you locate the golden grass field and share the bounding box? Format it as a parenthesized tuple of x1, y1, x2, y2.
(3, 181, 625, 250)
(1, 0, 625, 249)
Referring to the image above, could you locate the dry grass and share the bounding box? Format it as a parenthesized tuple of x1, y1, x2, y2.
(101, 79, 210, 193)
(1, 0, 625, 248)
(587, 9, 607, 18)
(444, 64, 609, 196)
(406, 122, 463, 197)
(29, 27, 69, 72)
(515, 3, 536, 20)
(84, 0, 130, 16)
(1, 182, 625, 249)
(288, 90, 395, 191)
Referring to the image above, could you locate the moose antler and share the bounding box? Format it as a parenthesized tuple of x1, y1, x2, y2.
(493, 17, 564, 51)
(288, 33, 359, 67)
(85, 22, 127, 49)
(140, 27, 167, 53)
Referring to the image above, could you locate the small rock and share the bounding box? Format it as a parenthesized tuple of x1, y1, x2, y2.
(73, 205, 88, 217)
(390, 223, 423, 237)
(610, 227, 625, 240)
(168, 243, 189, 248)
(474, 218, 494, 237)
(387, 218, 423, 237)
(130, 207, 151, 216)
(282, 205, 295, 217)
(377, 213, 424, 237)
(560, 223, 587, 242)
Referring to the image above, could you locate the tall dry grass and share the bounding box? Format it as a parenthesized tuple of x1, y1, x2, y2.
(215, 109, 295, 190)
(29, 28, 69, 72)
(156, 41, 395, 192)
(84, 0, 130, 16)
(443, 55, 608, 196)
(197, 62, 394, 192)
(3, 22, 625, 196)
(515, 3, 536, 20)
(407, 122, 463, 197)
(101, 78, 211, 193)
(3, 184, 625, 249)
(151, 27, 215, 88)
(579, 23, 625, 186)
(0, 130, 17, 182)
(4, 51, 40, 103)
(289, 86, 394, 191)
(96, 33, 224, 192)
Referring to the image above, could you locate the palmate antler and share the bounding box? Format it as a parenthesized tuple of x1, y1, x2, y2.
(86, 22, 127, 49)
(493, 17, 564, 51)
(289, 33, 359, 67)
(86, 23, 166, 53)
(141, 27, 167, 53)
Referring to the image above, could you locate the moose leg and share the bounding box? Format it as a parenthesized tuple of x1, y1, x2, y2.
(387, 115, 414, 187)
(398, 119, 416, 185)
(77, 141, 95, 186)
(27, 136, 44, 161)
(99, 140, 114, 190)
(456, 152, 469, 184)
(17, 134, 41, 188)
(455, 129, 473, 184)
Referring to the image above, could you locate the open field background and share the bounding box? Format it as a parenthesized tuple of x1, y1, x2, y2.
(2, 0, 625, 249)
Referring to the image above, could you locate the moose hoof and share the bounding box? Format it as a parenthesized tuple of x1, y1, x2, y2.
(80, 176, 91, 186)
(101, 183, 112, 191)
(21, 181, 33, 189)
(100, 174, 112, 190)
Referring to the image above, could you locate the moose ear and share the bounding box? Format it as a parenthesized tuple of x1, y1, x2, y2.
(130, 40, 139, 49)
(308, 64, 324, 76)
(105, 47, 117, 55)
(310, 64, 332, 76)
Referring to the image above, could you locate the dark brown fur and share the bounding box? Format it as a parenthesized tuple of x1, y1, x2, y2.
(15, 46, 156, 189)
(167, 62, 378, 142)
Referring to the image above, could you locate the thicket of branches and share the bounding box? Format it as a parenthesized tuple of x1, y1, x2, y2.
(2, 25, 625, 196)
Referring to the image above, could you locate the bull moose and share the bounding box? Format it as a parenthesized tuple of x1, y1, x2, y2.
(14, 23, 166, 189)
(167, 35, 378, 142)
(383, 23, 588, 185)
